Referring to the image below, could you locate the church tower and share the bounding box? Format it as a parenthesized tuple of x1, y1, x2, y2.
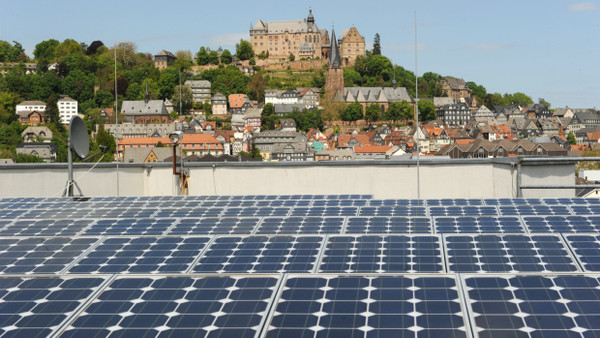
(324, 28, 344, 100)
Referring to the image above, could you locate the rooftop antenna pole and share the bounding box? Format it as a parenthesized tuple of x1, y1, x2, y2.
(415, 11, 421, 204)
(114, 45, 120, 197)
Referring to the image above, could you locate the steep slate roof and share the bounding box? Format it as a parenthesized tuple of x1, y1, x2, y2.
(329, 28, 342, 68)
(155, 50, 176, 58)
(121, 100, 168, 116)
(344, 87, 413, 103)
(442, 77, 469, 90)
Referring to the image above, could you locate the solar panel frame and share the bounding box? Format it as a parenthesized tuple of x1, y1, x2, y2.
(344, 216, 432, 234)
(253, 216, 346, 235)
(433, 216, 526, 234)
(562, 234, 600, 272)
(167, 217, 260, 235)
(522, 215, 600, 233)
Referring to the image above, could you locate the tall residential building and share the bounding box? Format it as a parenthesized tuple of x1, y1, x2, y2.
(338, 26, 365, 66)
(58, 96, 78, 125)
(250, 9, 330, 60)
(185, 80, 211, 103)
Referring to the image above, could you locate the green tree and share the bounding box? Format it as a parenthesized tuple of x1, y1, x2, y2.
(211, 66, 248, 97)
(95, 124, 116, 162)
(418, 100, 437, 121)
(61, 69, 96, 102)
(538, 97, 551, 109)
(365, 103, 380, 123)
(33, 39, 59, 61)
(15, 152, 44, 163)
(236, 39, 254, 60)
(0, 40, 26, 62)
(288, 53, 295, 62)
(261, 103, 278, 130)
(467, 81, 487, 100)
(343, 102, 363, 122)
(503, 92, 533, 106)
(172, 85, 193, 114)
(208, 50, 219, 65)
(220, 49, 232, 64)
(196, 47, 209, 65)
(567, 131, 577, 145)
(158, 68, 179, 99)
(247, 73, 266, 102)
(373, 33, 381, 55)
(343, 68, 362, 87)
(45, 94, 61, 127)
(398, 100, 414, 121)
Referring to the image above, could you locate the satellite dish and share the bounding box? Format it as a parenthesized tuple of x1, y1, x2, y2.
(69, 116, 89, 158)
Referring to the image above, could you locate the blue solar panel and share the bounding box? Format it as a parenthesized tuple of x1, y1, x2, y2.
(434, 217, 525, 233)
(62, 276, 279, 337)
(358, 206, 426, 216)
(445, 235, 580, 273)
(483, 198, 544, 205)
(311, 199, 368, 207)
(564, 234, 600, 271)
(67, 236, 210, 274)
(0, 237, 99, 274)
(319, 235, 443, 273)
(569, 205, 600, 215)
(499, 205, 572, 216)
(543, 197, 600, 205)
(464, 274, 600, 337)
(81, 219, 176, 236)
(290, 207, 358, 217)
(522, 216, 600, 233)
(154, 208, 222, 218)
(0, 219, 94, 236)
(193, 236, 323, 273)
(426, 199, 484, 206)
(221, 207, 290, 218)
(367, 199, 421, 206)
(0, 276, 108, 337)
(168, 218, 260, 235)
(429, 206, 499, 217)
(266, 275, 468, 337)
(255, 217, 344, 234)
(345, 217, 432, 234)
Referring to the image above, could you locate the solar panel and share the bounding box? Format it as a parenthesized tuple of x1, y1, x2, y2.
(0, 276, 108, 337)
(499, 205, 572, 216)
(0, 219, 95, 237)
(168, 218, 259, 235)
(154, 208, 223, 218)
(367, 199, 421, 206)
(483, 198, 544, 205)
(445, 234, 580, 273)
(426, 199, 484, 206)
(290, 207, 358, 217)
(358, 206, 426, 217)
(81, 218, 177, 236)
(311, 199, 368, 207)
(61, 275, 279, 337)
(221, 207, 290, 218)
(193, 236, 323, 273)
(254, 217, 344, 234)
(265, 275, 468, 337)
(345, 217, 432, 234)
(564, 234, 600, 271)
(0, 237, 99, 274)
(463, 274, 600, 337)
(569, 205, 600, 215)
(522, 216, 600, 233)
(318, 235, 443, 273)
(66, 236, 211, 274)
(433, 217, 525, 234)
(429, 206, 499, 217)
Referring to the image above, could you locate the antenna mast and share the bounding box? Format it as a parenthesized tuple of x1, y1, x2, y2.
(114, 46, 120, 197)
(415, 11, 421, 203)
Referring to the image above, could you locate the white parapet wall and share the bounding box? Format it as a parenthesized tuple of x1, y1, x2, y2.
(0, 158, 577, 199)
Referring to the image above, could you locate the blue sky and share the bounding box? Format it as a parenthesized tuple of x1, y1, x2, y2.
(3, 0, 599, 108)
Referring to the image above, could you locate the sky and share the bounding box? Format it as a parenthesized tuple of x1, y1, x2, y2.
(2, 0, 599, 108)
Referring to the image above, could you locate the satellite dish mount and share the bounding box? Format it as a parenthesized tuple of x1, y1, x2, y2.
(63, 115, 90, 197)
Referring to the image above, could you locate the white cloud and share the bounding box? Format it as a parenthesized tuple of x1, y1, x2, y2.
(208, 33, 248, 47)
(567, 2, 598, 12)
(470, 44, 511, 51)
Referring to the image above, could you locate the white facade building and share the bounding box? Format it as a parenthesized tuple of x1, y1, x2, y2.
(58, 96, 78, 125)
(16, 101, 46, 114)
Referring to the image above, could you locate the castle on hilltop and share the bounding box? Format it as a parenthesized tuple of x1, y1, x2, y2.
(250, 9, 365, 66)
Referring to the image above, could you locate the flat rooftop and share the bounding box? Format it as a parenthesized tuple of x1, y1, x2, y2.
(0, 194, 599, 336)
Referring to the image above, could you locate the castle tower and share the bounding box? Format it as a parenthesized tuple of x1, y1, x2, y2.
(325, 28, 344, 100)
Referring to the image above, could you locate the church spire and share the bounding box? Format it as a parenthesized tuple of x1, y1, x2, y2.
(307, 8, 314, 24)
(144, 79, 150, 104)
(329, 28, 341, 68)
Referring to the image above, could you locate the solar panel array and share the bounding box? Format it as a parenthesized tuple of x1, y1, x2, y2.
(0, 195, 599, 337)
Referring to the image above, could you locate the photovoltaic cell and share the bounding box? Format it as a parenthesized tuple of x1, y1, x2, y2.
(344, 217, 432, 234)
(433, 217, 524, 234)
(62, 276, 279, 338)
(367, 199, 421, 206)
(67, 236, 210, 274)
(498, 205, 572, 216)
(0, 219, 95, 237)
(483, 198, 543, 206)
(290, 207, 358, 217)
(0, 237, 99, 274)
(319, 235, 443, 273)
(445, 234, 580, 273)
(168, 218, 259, 235)
(0, 276, 107, 337)
(193, 236, 323, 273)
(522, 216, 600, 233)
(266, 275, 467, 337)
(464, 274, 600, 337)
(154, 208, 222, 218)
(254, 217, 344, 234)
(221, 207, 290, 218)
(358, 206, 426, 217)
(429, 206, 499, 217)
(311, 199, 368, 207)
(426, 199, 484, 206)
(569, 205, 600, 215)
(564, 234, 600, 271)
(81, 218, 177, 236)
